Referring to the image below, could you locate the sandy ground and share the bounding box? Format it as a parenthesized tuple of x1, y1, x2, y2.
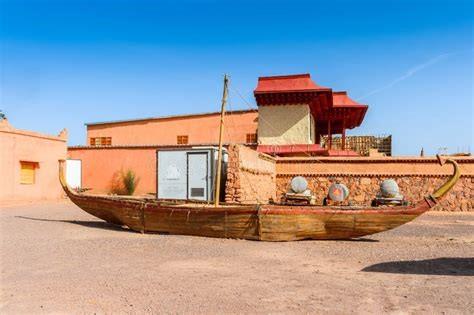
(0, 201, 473, 314)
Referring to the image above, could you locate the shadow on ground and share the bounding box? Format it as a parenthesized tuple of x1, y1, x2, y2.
(15, 216, 129, 232)
(362, 257, 474, 276)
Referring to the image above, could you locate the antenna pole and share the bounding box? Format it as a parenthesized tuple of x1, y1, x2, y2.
(214, 74, 229, 207)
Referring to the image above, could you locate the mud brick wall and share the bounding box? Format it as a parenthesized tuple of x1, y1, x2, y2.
(225, 145, 276, 204)
(276, 157, 474, 211)
(276, 176, 472, 211)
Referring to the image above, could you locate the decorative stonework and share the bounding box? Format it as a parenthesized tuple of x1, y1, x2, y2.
(225, 146, 472, 211)
(276, 176, 472, 211)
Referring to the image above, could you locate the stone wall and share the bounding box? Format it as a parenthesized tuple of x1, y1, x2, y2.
(224, 147, 473, 211)
(276, 176, 472, 211)
(225, 145, 276, 204)
(276, 157, 474, 211)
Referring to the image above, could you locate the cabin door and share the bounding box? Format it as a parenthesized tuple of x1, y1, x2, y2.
(187, 152, 208, 201)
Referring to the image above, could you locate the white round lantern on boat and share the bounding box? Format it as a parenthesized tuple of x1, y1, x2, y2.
(380, 179, 400, 198)
(290, 176, 308, 193)
(328, 182, 349, 202)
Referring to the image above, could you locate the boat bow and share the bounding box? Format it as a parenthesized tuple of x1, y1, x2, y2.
(59, 160, 130, 226)
(424, 155, 461, 208)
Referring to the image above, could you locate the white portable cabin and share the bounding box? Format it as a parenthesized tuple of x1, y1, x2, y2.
(156, 147, 227, 202)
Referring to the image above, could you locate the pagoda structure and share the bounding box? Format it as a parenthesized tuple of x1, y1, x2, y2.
(254, 73, 368, 156)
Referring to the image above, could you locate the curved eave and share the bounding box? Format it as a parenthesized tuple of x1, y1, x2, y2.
(254, 88, 331, 95)
(254, 91, 331, 107)
(338, 104, 368, 128)
(316, 104, 368, 132)
(356, 105, 369, 126)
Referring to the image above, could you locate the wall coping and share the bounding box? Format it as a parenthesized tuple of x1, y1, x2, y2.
(276, 156, 474, 164)
(0, 126, 67, 143)
(277, 172, 474, 178)
(85, 109, 257, 126)
(69, 143, 242, 150)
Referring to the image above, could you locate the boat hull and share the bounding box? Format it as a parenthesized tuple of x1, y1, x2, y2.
(65, 191, 429, 241)
(59, 155, 459, 241)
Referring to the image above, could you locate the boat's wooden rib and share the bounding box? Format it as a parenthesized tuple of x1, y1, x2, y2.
(58, 156, 460, 241)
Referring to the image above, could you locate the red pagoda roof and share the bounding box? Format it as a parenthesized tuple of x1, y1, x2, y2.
(253, 74, 368, 134)
(314, 92, 367, 134)
(254, 73, 333, 111)
(254, 73, 330, 93)
(333, 91, 365, 107)
(331, 91, 368, 128)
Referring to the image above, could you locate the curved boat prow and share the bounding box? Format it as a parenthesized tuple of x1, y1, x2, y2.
(424, 155, 461, 208)
(432, 155, 461, 199)
(58, 159, 70, 194)
(58, 159, 125, 226)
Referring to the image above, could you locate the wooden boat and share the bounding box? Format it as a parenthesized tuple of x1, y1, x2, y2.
(60, 76, 461, 241)
(58, 156, 460, 241)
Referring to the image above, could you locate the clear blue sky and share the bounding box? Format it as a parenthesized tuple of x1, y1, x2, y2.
(1, 0, 472, 155)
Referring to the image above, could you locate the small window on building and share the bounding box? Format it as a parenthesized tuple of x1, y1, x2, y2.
(90, 137, 99, 146)
(177, 135, 188, 145)
(246, 133, 257, 144)
(20, 161, 37, 184)
(89, 137, 112, 146)
(100, 137, 112, 146)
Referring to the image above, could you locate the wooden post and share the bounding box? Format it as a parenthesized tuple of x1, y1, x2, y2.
(327, 119, 332, 150)
(342, 118, 346, 151)
(214, 74, 229, 207)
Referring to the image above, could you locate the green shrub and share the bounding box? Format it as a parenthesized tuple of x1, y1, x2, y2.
(109, 169, 140, 195)
(122, 169, 140, 195)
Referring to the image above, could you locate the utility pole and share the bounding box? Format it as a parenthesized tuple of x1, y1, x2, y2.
(214, 74, 229, 207)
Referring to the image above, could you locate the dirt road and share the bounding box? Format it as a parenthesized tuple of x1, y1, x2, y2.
(1, 201, 473, 314)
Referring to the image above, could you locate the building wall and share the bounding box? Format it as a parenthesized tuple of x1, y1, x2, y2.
(67, 147, 157, 195)
(257, 104, 313, 145)
(276, 157, 474, 211)
(68, 144, 473, 211)
(87, 110, 258, 146)
(225, 145, 276, 204)
(69, 145, 277, 200)
(0, 120, 67, 202)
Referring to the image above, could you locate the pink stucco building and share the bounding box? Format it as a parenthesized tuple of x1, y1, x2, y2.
(85, 109, 258, 147)
(68, 109, 259, 194)
(0, 118, 68, 203)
